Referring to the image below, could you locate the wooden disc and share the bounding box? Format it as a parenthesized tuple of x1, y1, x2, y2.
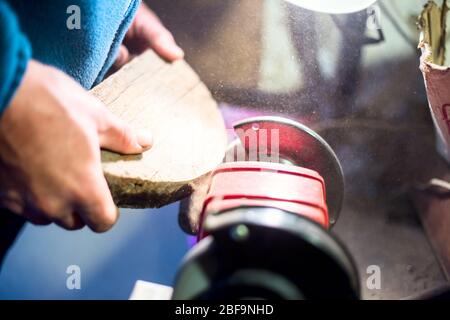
(91, 51, 227, 208)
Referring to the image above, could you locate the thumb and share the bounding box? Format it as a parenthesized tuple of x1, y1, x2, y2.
(98, 113, 153, 155)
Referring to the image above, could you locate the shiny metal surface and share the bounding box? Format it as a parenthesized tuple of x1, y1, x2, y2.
(231, 116, 344, 225)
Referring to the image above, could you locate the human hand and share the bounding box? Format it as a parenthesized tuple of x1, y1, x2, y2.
(115, 2, 184, 69)
(0, 60, 152, 232)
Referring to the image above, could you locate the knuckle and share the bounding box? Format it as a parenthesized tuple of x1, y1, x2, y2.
(62, 215, 85, 231)
(118, 125, 135, 148)
(35, 197, 64, 218)
(154, 30, 173, 43)
(90, 207, 117, 233)
(76, 190, 118, 233)
(0, 193, 25, 215)
(96, 201, 117, 230)
(34, 196, 82, 230)
(58, 220, 80, 231)
(28, 216, 52, 226)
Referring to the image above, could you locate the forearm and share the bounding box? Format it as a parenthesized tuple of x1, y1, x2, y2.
(0, 0, 31, 114)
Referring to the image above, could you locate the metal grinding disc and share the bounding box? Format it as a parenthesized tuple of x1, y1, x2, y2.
(230, 116, 344, 225)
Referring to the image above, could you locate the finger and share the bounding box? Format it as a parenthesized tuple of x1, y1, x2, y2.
(75, 166, 119, 233)
(114, 45, 131, 69)
(22, 211, 52, 226)
(25, 200, 84, 230)
(149, 31, 185, 62)
(98, 112, 153, 155)
(0, 190, 54, 226)
(132, 5, 184, 61)
(28, 217, 52, 226)
(47, 211, 84, 230)
(0, 195, 24, 216)
(0, 199, 51, 226)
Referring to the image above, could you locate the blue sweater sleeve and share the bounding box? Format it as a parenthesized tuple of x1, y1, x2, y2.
(0, 0, 31, 114)
(7, 0, 140, 89)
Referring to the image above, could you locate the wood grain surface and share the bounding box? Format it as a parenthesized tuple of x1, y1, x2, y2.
(91, 50, 227, 208)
